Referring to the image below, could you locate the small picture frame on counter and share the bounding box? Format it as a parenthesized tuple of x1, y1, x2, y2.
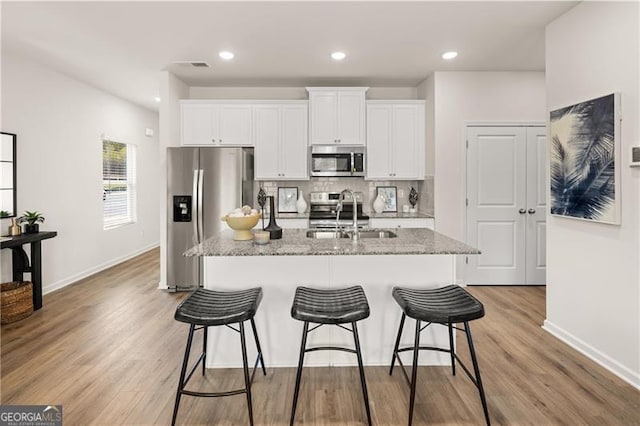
(277, 187, 298, 213)
(376, 186, 397, 212)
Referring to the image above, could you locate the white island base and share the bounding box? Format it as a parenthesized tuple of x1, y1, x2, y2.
(203, 254, 458, 368)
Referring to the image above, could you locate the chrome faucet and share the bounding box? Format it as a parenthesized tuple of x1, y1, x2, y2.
(337, 189, 359, 241)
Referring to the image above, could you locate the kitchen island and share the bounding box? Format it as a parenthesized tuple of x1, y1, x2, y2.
(186, 228, 479, 368)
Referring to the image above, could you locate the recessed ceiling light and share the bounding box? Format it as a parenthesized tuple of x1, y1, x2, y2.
(441, 51, 458, 60)
(154, 96, 161, 103)
(331, 51, 346, 61)
(219, 51, 234, 60)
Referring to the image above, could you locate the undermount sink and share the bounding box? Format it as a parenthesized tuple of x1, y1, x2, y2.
(305, 229, 398, 239)
(306, 230, 350, 239)
(357, 230, 398, 239)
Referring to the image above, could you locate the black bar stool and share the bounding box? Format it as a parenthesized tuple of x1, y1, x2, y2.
(290, 285, 372, 426)
(390, 285, 490, 426)
(171, 288, 266, 426)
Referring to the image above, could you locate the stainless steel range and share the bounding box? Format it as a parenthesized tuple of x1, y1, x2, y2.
(309, 191, 370, 228)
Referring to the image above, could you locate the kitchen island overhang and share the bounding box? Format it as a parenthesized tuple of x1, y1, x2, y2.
(185, 228, 479, 368)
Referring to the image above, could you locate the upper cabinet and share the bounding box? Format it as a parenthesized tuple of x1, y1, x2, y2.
(254, 102, 308, 180)
(307, 87, 368, 146)
(366, 101, 425, 180)
(181, 101, 253, 146)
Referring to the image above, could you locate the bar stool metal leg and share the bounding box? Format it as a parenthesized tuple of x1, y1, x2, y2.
(448, 323, 456, 376)
(390, 313, 406, 375)
(251, 318, 267, 376)
(464, 321, 490, 426)
(408, 319, 421, 426)
(352, 321, 372, 426)
(239, 322, 254, 426)
(202, 326, 208, 376)
(172, 324, 196, 426)
(290, 321, 309, 426)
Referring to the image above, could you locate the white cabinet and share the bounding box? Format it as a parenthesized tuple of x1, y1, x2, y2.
(369, 217, 434, 230)
(366, 101, 425, 180)
(180, 101, 253, 146)
(307, 87, 368, 146)
(254, 102, 308, 180)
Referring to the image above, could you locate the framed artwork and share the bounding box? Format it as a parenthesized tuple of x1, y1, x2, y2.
(277, 187, 298, 213)
(376, 186, 397, 212)
(550, 93, 620, 224)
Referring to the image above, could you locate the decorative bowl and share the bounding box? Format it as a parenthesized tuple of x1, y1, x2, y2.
(221, 213, 261, 241)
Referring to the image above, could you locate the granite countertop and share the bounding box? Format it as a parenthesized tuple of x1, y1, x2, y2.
(185, 228, 479, 257)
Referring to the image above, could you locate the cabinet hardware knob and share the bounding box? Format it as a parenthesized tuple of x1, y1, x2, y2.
(518, 208, 526, 214)
(528, 209, 536, 214)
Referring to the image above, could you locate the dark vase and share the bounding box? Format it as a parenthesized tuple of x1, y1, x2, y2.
(263, 196, 282, 240)
(24, 224, 39, 234)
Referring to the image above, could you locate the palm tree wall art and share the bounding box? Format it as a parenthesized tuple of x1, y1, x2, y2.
(550, 93, 620, 224)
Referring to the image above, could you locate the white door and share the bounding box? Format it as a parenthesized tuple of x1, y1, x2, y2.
(218, 105, 252, 146)
(281, 104, 308, 179)
(337, 91, 365, 145)
(181, 104, 216, 146)
(366, 104, 392, 179)
(309, 92, 337, 145)
(526, 127, 547, 284)
(466, 126, 547, 285)
(254, 105, 280, 179)
(392, 105, 421, 179)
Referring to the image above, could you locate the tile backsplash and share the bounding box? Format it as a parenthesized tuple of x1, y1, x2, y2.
(254, 177, 434, 215)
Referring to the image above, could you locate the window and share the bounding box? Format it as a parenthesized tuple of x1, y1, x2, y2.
(102, 140, 136, 229)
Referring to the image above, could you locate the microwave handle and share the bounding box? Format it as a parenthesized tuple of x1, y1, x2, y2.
(350, 152, 355, 174)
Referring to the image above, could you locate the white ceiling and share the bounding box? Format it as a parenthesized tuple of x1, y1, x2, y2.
(1, 1, 577, 111)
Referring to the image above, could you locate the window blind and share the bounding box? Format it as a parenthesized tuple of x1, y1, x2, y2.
(102, 140, 137, 229)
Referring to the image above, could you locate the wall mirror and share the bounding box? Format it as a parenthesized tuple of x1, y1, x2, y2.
(0, 132, 17, 218)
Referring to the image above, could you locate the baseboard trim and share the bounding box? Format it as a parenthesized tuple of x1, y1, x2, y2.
(542, 319, 640, 390)
(43, 242, 159, 295)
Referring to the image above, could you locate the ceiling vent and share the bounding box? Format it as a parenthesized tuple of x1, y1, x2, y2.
(172, 61, 210, 68)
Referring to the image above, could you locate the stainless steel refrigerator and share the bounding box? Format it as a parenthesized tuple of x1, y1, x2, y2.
(167, 147, 254, 291)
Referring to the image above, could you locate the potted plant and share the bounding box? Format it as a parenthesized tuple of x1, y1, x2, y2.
(18, 211, 45, 234)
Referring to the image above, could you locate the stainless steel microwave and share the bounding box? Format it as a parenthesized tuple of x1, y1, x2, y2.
(310, 146, 365, 177)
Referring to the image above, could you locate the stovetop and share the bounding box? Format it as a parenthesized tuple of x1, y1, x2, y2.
(309, 191, 370, 222)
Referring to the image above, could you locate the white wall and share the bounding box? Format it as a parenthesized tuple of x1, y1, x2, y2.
(432, 72, 547, 241)
(0, 53, 160, 293)
(416, 75, 435, 177)
(544, 1, 640, 388)
(158, 71, 188, 289)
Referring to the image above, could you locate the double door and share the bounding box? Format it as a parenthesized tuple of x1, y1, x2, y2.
(308, 88, 366, 146)
(181, 102, 253, 146)
(466, 126, 546, 285)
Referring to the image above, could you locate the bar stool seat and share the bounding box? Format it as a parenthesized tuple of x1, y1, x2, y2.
(175, 288, 263, 326)
(172, 288, 266, 426)
(290, 285, 372, 426)
(291, 286, 370, 324)
(392, 285, 484, 324)
(390, 285, 490, 426)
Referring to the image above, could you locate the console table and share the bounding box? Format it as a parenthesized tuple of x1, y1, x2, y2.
(1, 231, 57, 310)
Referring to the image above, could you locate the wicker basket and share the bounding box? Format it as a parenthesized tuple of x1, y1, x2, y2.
(1, 281, 33, 325)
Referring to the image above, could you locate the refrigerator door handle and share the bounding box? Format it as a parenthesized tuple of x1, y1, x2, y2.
(197, 168, 205, 243)
(192, 169, 200, 244)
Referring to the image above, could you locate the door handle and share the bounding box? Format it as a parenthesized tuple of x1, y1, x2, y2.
(519, 208, 526, 214)
(528, 209, 536, 214)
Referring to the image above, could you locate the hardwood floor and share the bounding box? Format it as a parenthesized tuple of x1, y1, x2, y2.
(1, 248, 638, 425)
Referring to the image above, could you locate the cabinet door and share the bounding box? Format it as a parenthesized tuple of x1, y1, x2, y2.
(366, 104, 392, 179)
(254, 105, 281, 180)
(281, 105, 308, 179)
(337, 91, 365, 145)
(218, 105, 253, 146)
(392, 105, 422, 179)
(309, 92, 337, 145)
(181, 104, 216, 146)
